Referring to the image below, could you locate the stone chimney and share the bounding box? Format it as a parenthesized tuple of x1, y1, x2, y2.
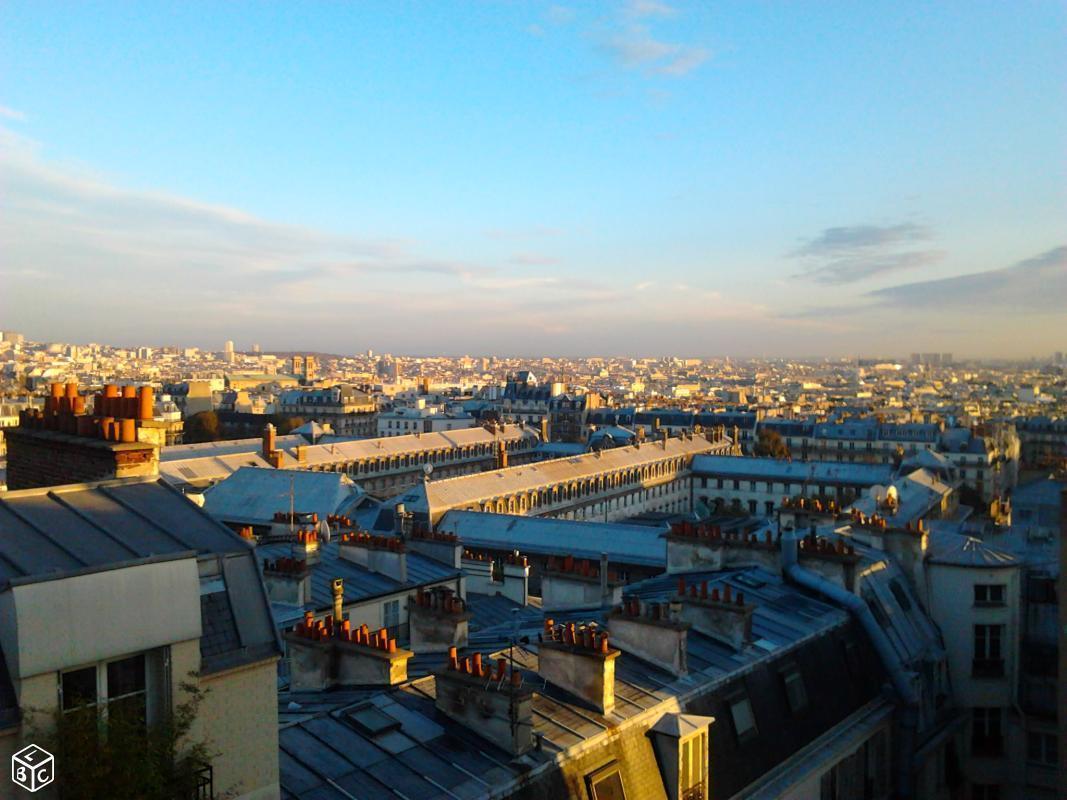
(284, 611, 413, 690)
(539, 418, 549, 442)
(665, 521, 724, 574)
(461, 550, 494, 594)
(675, 578, 755, 652)
(501, 552, 530, 606)
(408, 587, 470, 653)
(607, 597, 689, 677)
(496, 440, 508, 470)
(291, 528, 321, 566)
(262, 556, 311, 606)
(462, 550, 529, 606)
(434, 647, 534, 756)
(338, 532, 407, 583)
(539, 620, 619, 714)
(541, 556, 623, 612)
(666, 521, 779, 574)
(797, 531, 861, 593)
(407, 525, 462, 568)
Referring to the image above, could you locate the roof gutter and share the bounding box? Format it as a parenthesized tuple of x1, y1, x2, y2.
(779, 524, 919, 799)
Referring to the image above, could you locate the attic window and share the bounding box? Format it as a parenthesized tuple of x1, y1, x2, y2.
(346, 704, 401, 738)
(728, 694, 758, 744)
(780, 666, 808, 714)
(585, 762, 626, 800)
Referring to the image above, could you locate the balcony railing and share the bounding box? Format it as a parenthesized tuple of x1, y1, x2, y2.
(167, 762, 212, 800)
(972, 658, 1005, 678)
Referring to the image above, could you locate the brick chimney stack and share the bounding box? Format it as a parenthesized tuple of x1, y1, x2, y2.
(8, 382, 160, 489)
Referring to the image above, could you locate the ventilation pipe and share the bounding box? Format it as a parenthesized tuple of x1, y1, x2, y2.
(780, 525, 918, 798)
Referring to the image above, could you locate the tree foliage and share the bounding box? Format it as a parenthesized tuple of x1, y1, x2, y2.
(184, 411, 221, 443)
(27, 674, 214, 800)
(272, 415, 306, 435)
(754, 428, 790, 459)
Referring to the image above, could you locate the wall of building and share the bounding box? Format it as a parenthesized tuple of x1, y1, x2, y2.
(196, 657, 280, 800)
(926, 562, 1022, 797)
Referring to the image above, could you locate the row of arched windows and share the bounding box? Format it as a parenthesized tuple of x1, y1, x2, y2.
(464, 455, 691, 515)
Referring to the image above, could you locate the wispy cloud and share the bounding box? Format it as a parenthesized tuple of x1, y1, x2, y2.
(509, 253, 558, 266)
(600, 26, 709, 76)
(625, 0, 677, 19)
(0, 105, 26, 122)
(790, 222, 942, 283)
(593, 1, 710, 78)
(867, 245, 1067, 311)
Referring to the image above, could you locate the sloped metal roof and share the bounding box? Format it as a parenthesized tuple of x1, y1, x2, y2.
(0, 477, 254, 583)
(278, 425, 537, 468)
(416, 435, 729, 513)
(258, 539, 460, 625)
(276, 565, 875, 800)
(926, 530, 1020, 568)
(0, 477, 281, 676)
(437, 510, 668, 567)
(202, 467, 367, 525)
(692, 455, 893, 486)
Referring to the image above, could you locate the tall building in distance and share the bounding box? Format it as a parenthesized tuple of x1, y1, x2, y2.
(224, 339, 235, 363)
(291, 354, 318, 384)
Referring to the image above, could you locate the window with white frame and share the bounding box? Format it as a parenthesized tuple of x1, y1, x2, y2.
(60, 649, 168, 729)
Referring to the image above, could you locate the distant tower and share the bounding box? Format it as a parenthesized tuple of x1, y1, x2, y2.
(224, 340, 235, 363)
(252, 343, 261, 354)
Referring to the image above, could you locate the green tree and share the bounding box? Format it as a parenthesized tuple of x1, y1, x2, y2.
(184, 411, 221, 443)
(27, 674, 214, 800)
(754, 428, 791, 459)
(271, 415, 306, 435)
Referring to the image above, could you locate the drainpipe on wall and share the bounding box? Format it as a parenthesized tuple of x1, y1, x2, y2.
(780, 524, 919, 799)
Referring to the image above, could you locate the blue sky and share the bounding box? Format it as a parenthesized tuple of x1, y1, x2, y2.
(1, 1, 1064, 357)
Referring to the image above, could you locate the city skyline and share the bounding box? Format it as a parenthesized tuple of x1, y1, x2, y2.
(2, 1, 1064, 356)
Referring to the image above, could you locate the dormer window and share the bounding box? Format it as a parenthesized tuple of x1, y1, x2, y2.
(728, 693, 758, 744)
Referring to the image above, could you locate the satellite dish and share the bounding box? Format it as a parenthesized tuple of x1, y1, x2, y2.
(423, 463, 434, 476)
(870, 485, 887, 503)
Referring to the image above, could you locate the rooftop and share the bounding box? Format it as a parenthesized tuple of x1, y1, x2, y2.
(202, 466, 369, 525)
(437, 510, 668, 567)
(407, 434, 729, 513)
(692, 455, 894, 486)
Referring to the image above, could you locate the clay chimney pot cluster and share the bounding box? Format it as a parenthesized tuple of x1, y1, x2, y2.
(21, 382, 155, 442)
(413, 586, 465, 615)
(445, 646, 518, 684)
(543, 618, 611, 654)
(339, 531, 405, 552)
(293, 611, 398, 652)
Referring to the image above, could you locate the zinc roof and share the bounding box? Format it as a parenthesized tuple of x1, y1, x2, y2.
(437, 510, 668, 567)
(692, 455, 893, 486)
(203, 467, 367, 525)
(278, 425, 537, 468)
(414, 434, 729, 512)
